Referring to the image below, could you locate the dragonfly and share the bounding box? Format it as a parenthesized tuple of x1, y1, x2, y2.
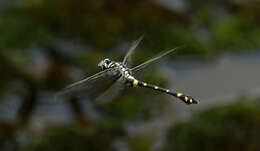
(55, 36, 199, 105)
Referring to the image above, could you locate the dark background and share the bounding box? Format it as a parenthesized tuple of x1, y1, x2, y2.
(0, 0, 260, 151)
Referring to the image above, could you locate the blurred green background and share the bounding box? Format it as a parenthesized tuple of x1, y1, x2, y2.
(0, 0, 260, 151)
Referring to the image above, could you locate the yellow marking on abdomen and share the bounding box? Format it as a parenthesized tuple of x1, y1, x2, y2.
(177, 93, 183, 97)
(154, 86, 159, 89)
(143, 83, 147, 86)
(189, 98, 193, 103)
(166, 89, 170, 93)
(185, 97, 189, 102)
(133, 80, 139, 86)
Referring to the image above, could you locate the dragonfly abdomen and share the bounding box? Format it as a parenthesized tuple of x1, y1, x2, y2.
(130, 79, 199, 105)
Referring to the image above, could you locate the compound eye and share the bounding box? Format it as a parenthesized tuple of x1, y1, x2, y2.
(105, 59, 111, 64)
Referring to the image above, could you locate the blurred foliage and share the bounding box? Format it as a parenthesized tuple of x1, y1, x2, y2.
(19, 98, 260, 151)
(211, 16, 260, 50)
(0, 17, 52, 49)
(21, 125, 120, 151)
(0, 0, 260, 57)
(165, 98, 260, 151)
(128, 134, 157, 151)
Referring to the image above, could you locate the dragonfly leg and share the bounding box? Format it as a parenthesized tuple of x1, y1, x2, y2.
(129, 79, 199, 105)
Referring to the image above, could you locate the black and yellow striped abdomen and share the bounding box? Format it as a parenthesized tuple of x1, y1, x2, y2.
(130, 79, 199, 105)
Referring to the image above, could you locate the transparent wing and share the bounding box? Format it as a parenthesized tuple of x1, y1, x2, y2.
(131, 46, 183, 73)
(95, 77, 126, 104)
(122, 35, 144, 66)
(55, 68, 121, 100)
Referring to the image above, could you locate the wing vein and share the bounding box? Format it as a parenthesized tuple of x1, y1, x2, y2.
(131, 46, 183, 73)
(55, 68, 115, 99)
(122, 35, 144, 65)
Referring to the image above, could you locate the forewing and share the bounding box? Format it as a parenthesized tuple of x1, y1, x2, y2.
(55, 68, 121, 101)
(131, 46, 183, 74)
(122, 35, 144, 67)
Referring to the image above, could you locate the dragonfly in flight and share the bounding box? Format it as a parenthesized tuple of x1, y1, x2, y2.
(56, 36, 199, 105)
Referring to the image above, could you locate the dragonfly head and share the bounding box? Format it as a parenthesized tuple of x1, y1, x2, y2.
(98, 58, 112, 70)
